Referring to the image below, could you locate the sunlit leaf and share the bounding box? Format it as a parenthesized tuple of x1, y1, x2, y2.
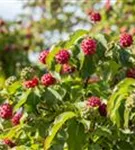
(44, 111, 76, 150)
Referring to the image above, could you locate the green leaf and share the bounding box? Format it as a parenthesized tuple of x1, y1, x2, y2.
(48, 87, 62, 101)
(42, 88, 58, 106)
(44, 111, 76, 150)
(99, 60, 120, 82)
(7, 81, 21, 94)
(0, 74, 5, 88)
(80, 55, 95, 79)
(88, 144, 101, 150)
(24, 91, 40, 113)
(46, 42, 64, 70)
(13, 146, 30, 150)
(14, 89, 31, 111)
(0, 125, 21, 139)
(117, 141, 133, 150)
(94, 34, 107, 49)
(46, 30, 88, 70)
(64, 29, 88, 49)
(124, 107, 131, 128)
(67, 120, 86, 150)
(107, 78, 135, 128)
(94, 34, 107, 60)
(119, 48, 133, 67)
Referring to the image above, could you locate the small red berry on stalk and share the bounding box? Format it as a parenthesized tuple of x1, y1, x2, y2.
(55, 49, 70, 64)
(87, 96, 101, 107)
(61, 64, 75, 74)
(0, 103, 12, 119)
(81, 38, 97, 56)
(39, 50, 49, 64)
(24, 77, 39, 88)
(3, 139, 16, 148)
(11, 112, 22, 126)
(119, 33, 133, 47)
(89, 11, 101, 22)
(98, 103, 107, 116)
(126, 68, 135, 78)
(41, 73, 56, 86)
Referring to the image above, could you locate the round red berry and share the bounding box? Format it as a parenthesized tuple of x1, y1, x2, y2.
(81, 38, 97, 56)
(3, 139, 16, 148)
(87, 96, 101, 107)
(120, 33, 133, 47)
(24, 77, 39, 88)
(55, 50, 70, 64)
(89, 11, 101, 22)
(126, 68, 135, 78)
(11, 112, 22, 126)
(98, 103, 107, 116)
(61, 64, 75, 74)
(41, 73, 56, 86)
(39, 50, 49, 64)
(0, 103, 12, 119)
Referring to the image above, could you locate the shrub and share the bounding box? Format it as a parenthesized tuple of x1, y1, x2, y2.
(0, 29, 135, 149)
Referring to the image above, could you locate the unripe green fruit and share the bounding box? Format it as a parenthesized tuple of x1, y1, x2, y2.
(5, 76, 17, 86)
(20, 67, 34, 80)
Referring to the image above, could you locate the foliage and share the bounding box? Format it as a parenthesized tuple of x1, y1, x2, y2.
(0, 29, 135, 149)
(1, 0, 135, 149)
(1, 0, 135, 76)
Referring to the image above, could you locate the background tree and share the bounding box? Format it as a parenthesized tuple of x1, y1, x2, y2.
(1, 0, 135, 82)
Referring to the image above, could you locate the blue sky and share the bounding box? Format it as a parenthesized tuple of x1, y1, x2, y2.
(0, 0, 24, 20)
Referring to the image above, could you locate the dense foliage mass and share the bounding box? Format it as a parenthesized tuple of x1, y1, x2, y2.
(0, 29, 135, 149)
(0, 0, 135, 149)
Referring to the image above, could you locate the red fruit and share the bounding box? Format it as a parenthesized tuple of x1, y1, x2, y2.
(55, 50, 70, 64)
(24, 77, 39, 88)
(87, 96, 101, 107)
(39, 50, 49, 64)
(11, 112, 22, 126)
(120, 33, 133, 47)
(98, 103, 107, 116)
(41, 73, 56, 86)
(61, 64, 75, 74)
(89, 11, 101, 22)
(0, 103, 12, 119)
(3, 139, 16, 148)
(126, 68, 135, 78)
(81, 38, 97, 56)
